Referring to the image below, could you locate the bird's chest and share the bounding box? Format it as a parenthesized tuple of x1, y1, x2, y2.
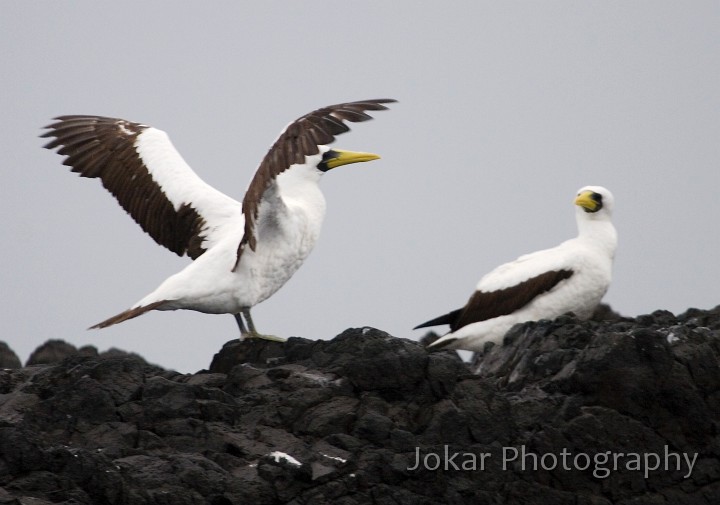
(554, 257, 613, 317)
(243, 205, 323, 300)
(261, 219, 319, 276)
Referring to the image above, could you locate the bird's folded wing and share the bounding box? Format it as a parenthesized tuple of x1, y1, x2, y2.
(453, 268, 574, 331)
(42, 115, 244, 259)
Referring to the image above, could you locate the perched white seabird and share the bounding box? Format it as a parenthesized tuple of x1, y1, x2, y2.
(415, 186, 617, 351)
(42, 99, 395, 338)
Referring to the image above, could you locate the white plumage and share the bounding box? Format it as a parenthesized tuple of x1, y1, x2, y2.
(416, 185, 617, 352)
(43, 100, 394, 338)
(134, 149, 327, 315)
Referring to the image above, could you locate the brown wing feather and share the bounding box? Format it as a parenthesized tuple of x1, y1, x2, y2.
(42, 116, 207, 259)
(451, 269, 574, 331)
(234, 99, 396, 270)
(416, 269, 574, 332)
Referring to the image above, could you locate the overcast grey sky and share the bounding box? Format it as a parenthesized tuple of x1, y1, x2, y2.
(2, 2, 718, 373)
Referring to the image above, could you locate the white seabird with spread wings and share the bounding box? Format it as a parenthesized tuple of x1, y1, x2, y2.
(43, 99, 395, 339)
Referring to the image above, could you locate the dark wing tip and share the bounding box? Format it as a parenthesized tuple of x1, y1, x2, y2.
(298, 98, 396, 143)
(356, 98, 398, 107)
(41, 115, 106, 144)
(330, 98, 398, 118)
(413, 321, 433, 330)
(413, 308, 462, 330)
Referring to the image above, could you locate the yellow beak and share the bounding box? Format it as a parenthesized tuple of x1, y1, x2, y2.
(574, 190, 600, 212)
(324, 149, 381, 170)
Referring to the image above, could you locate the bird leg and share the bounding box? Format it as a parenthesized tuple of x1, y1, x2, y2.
(234, 313, 248, 334)
(234, 309, 286, 342)
(243, 307, 258, 334)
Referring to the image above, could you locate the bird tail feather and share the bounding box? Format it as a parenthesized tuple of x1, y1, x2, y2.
(89, 300, 169, 329)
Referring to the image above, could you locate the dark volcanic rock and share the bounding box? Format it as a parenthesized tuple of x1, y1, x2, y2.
(0, 342, 21, 369)
(25, 339, 151, 367)
(1, 311, 719, 504)
(25, 339, 91, 365)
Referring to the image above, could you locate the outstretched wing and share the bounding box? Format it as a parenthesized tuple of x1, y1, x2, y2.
(42, 116, 244, 259)
(236, 99, 396, 269)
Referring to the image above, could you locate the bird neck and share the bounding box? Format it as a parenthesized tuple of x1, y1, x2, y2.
(275, 163, 326, 216)
(576, 214, 618, 258)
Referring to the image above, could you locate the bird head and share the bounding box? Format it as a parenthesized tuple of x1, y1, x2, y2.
(573, 186, 617, 253)
(574, 186, 614, 217)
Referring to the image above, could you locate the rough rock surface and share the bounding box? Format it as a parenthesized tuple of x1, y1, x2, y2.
(1, 306, 719, 504)
(0, 343, 20, 370)
(25, 339, 147, 367)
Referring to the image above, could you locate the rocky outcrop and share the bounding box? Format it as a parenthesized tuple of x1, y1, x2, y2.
(0, 343, 20, 370)
(0, 306, 719, 504)
(25, 339, 147, 367)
